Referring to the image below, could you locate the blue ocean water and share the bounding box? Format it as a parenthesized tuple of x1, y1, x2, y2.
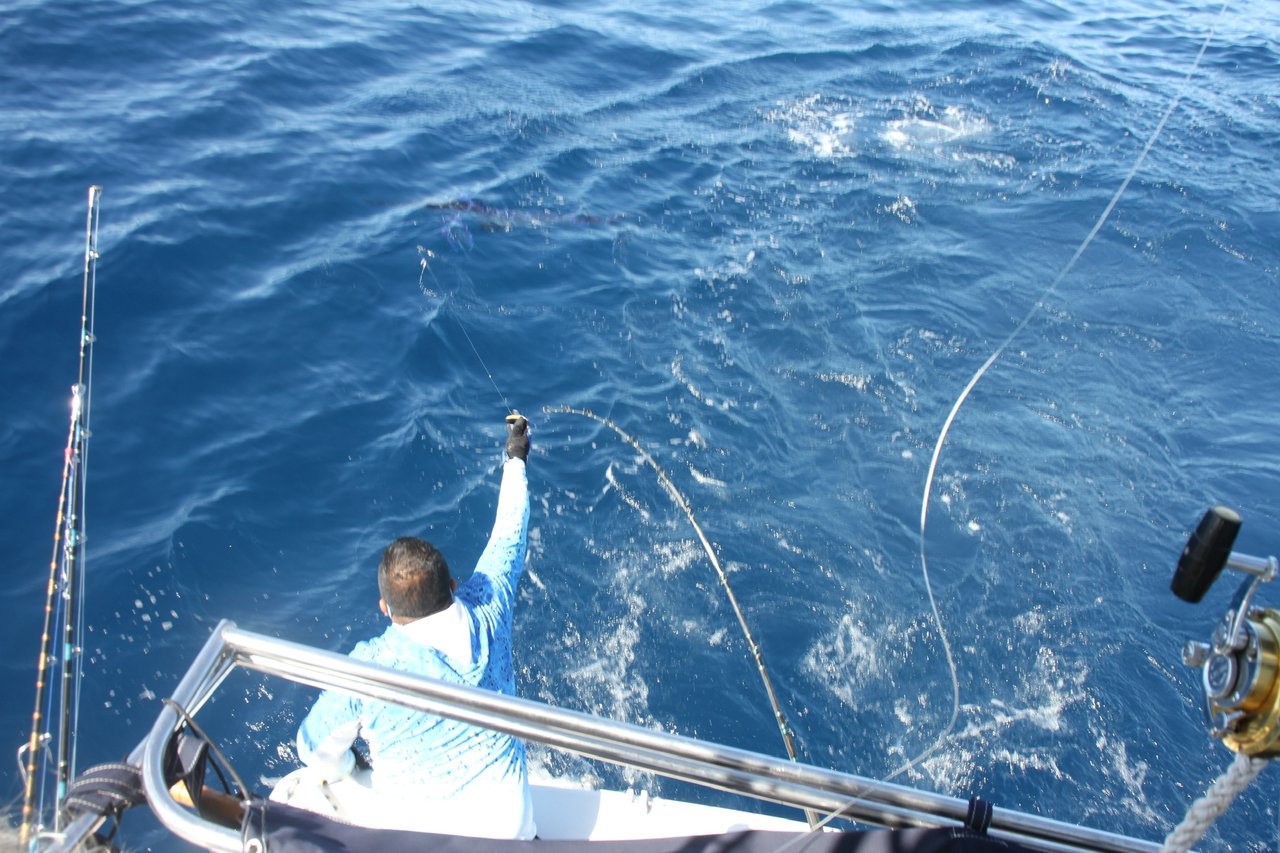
(3, 0, 1279, 849)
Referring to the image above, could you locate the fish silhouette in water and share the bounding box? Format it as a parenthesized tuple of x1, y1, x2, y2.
(420, 198, 621, 251)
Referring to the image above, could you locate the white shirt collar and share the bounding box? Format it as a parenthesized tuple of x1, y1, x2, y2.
(396, 600, 475, 667)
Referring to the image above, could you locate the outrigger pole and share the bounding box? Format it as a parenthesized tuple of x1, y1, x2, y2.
(21, 185, 103, 848)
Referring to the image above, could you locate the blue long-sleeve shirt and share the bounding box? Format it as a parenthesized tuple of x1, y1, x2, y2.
(297, 457, 533, 838)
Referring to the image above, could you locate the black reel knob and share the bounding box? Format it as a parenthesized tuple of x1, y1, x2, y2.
(1172, 506, 1242, 603)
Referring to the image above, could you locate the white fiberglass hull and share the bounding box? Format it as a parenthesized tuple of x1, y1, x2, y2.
(269, 768, 811, 840)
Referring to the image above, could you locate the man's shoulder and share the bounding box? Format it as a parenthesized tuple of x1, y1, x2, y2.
(348, 625, 401, 663)
(349, 626, 462, 679)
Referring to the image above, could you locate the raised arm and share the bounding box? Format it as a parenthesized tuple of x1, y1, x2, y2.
(476, 414, 530, 579)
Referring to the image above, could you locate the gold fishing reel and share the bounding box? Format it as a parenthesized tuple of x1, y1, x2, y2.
(1174, 507, 1280, 757)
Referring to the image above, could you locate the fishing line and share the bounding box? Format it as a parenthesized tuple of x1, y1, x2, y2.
(545, 405, 819, 828)
(417, 246, 514, 415)
(905, 0, 1229, 795)
(761, 17, 1238, 847)
(414, 239, 815, 816)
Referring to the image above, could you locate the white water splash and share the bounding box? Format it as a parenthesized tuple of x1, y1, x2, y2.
(767, 93, 860, 159)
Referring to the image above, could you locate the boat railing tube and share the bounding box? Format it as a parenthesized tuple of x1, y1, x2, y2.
(141, 620, 244, 852)
(220, 623, 1158, 853)
(52, 620, 1164, 853)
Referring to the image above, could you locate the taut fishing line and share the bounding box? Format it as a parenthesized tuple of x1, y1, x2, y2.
(902, 0, 1229, 798)
(545, 405, 820, 828)
(417, 245, 514, 415)
(412, 241, 816, 818)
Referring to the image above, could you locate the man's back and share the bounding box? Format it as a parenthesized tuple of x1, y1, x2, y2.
(296, 453, 533, 839)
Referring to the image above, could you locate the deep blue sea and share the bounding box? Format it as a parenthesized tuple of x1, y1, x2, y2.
(4, 1, 1280, 850)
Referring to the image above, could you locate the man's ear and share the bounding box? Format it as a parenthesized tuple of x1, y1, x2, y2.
(450, 578, 457, 592)
(379, 598, 390, 616)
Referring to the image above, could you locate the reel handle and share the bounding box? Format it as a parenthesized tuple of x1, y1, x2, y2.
(1172, 507, 1241, 603)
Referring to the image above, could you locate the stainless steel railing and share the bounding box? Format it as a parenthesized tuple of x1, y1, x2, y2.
(51, 620, 1164, 853)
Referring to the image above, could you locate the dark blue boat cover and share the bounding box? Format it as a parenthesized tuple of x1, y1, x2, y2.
(242, 799, 1040, 853)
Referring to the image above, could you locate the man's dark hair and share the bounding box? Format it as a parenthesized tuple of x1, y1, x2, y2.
(378, 537, 453, 619)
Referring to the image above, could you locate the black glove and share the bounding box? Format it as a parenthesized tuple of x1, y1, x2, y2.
(505, 413, 529, 461)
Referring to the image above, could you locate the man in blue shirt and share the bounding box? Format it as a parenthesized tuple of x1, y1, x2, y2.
(297, 414, 535, 839)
